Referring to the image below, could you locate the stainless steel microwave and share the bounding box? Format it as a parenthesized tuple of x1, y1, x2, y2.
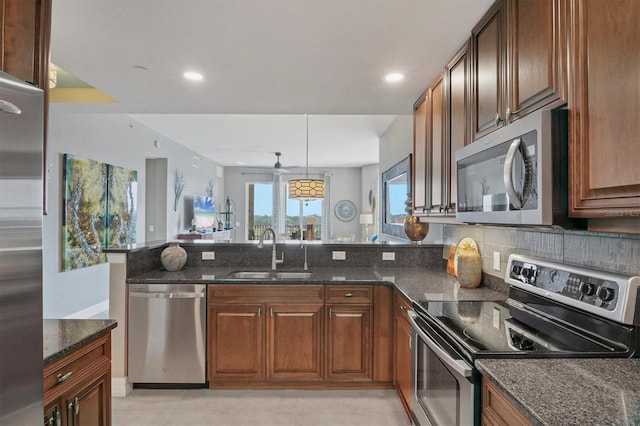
(455, 109, 583, 227)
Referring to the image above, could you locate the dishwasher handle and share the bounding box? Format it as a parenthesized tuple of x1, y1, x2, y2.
(130, 291, 205, 299)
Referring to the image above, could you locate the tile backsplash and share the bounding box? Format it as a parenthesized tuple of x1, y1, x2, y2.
(443, 224, 640, 278)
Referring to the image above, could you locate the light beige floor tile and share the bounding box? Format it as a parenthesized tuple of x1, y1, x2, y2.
(360, 409, 411, 426)
(112, 408, 167, 425)
(295, 409, 363, 426)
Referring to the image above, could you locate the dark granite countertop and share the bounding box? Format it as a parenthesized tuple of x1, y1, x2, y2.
(476, 358, 640, 426)
(128, 267, 507, 302)
(43, 319, 117, 365)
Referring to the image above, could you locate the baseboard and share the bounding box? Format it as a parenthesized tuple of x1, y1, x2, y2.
(63, 300, 110, 319)
(112, 377, 133, 397)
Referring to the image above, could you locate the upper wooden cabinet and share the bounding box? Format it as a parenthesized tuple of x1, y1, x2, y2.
(471, 0, 567, 141)
(567, 0, 640, 226)
(413, 42, 470, 217)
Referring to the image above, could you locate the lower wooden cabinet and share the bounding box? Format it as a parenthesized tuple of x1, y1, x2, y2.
(325, 304, 373, 381)
(43, 334, 112, 426)
(482, 376, 531, 426)
(268, 303, 324, 381)
(207, 284, 392, 388)
(393, 290, 413, 416)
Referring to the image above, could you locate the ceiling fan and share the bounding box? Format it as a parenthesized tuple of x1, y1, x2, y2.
(272, 152, 293, 173)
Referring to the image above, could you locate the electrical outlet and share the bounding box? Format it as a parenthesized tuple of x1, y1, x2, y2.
(382, 252, 395, 261)
(202, 251, 215, 260)
(493, 251, 501, 271)
(492, 308, 501, 329)
(332, 251, 346, 260)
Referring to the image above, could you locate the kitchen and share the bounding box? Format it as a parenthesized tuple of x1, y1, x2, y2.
(1, 0, 639, 425)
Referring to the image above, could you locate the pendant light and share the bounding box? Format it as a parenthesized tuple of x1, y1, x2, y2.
(288, 114, 325, 200)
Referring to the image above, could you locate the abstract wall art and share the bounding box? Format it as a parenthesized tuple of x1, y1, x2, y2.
(62, 154, 138, 271)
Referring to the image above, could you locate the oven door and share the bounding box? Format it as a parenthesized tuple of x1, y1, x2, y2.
(408, 310, 478, 426)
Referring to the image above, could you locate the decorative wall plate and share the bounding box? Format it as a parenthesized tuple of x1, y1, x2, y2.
(334, 199, 357, 222)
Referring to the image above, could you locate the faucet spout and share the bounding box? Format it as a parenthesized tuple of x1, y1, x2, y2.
(258, 228, 284, 270)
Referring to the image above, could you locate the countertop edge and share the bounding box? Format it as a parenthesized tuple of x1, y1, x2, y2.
(44, 319, 118, 365)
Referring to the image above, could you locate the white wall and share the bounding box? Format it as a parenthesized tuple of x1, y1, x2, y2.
(361, 164, 379, 239)
(43, 109, 223, 318)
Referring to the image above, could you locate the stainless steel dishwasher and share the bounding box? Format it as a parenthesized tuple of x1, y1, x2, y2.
(128, 283, 206, 385)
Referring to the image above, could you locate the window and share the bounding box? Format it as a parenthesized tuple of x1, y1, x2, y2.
(285, 195, 322, 241)
(247, 183, 272, 240)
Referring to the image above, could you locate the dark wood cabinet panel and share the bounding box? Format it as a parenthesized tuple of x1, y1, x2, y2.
(413, 93, 429, 211)
(506, 0, 567, 118)
(482, 376, 532, 426)
(472, 0, 505, 139)
(43, 334, 112, 426)
(428, 73, 445, 214)
(372, 285, 393, 383)
(393, 290, 413, 417)
(445, 41, 471, 213)
(207, 304, 265, 380)
(567, 0, 640, 224)
(267, 304, 323, 381)
(325, 304, 373, 381)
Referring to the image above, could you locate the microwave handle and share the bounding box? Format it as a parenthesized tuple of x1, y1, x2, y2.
(407, 311, 472, 378)
(503, 138, 527, 209)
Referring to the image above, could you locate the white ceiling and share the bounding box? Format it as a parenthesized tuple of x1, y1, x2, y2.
(50, 0, 493, 167)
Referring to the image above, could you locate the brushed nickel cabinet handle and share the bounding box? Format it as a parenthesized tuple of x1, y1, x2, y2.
(400, 305, 405, 310)
(329, 308, 333, 318)
(495, 113, 503, 126)
(257, 307, 261, 317)
(56, 371, 73, 384)
(270, 307, 274, 317)
(68, 397, 79, 416)
(345, 293, 353, 297)
(506, 107, 512, 121)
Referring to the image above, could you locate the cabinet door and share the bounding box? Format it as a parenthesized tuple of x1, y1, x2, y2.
(207, 304, 265, 380)
(445, 41, 470, 214)
(325, 304, 372, 381)
(413, 93, 429, 211)
(267, 304, 323, 381)
(506, 0, 567, 118)
(482, 377, 532, 426)
(568, 0, 640, 221)
(394, 311, 413, 416)
(471, 0, 506, 139)
(428, 73, 445, 214)
(64, 367, 111, 426)
(43, 399, 64, 426)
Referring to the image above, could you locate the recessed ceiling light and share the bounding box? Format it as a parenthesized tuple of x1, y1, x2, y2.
(384, 73, 405, 83)
(183, 71, 203, 81)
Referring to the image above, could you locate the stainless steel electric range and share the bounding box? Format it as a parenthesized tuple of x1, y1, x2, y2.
(407, 254, 640, 426)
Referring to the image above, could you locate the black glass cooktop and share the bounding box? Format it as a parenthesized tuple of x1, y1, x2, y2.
(412, 295, 633, 359)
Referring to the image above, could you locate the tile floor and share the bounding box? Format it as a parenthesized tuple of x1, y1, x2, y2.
(112, 388, 411, 426)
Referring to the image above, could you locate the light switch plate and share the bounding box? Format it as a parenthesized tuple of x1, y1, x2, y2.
(493, 251, 501, 271)
(382, 252, 395, 261)
(492, 308, 501, 329)
(332, 251, 346, 260)
(202, 251, 215, 260)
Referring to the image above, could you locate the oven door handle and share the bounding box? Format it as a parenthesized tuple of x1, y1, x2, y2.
(408, 310, 472, 378)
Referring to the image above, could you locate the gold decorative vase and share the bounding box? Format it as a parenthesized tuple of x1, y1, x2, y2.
(403, 215, 429, 242)
(160, 243, 187, 271)
(455, 247, 482, 288)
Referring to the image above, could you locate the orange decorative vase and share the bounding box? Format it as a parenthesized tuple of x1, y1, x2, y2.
(404, 215, 429, 242)
(455, 247, 482, 288)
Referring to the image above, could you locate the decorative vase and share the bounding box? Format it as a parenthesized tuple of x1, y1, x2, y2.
(160, 243, 187, 271)
(455, 247, 482, 288)
(403, 215, 429, 242)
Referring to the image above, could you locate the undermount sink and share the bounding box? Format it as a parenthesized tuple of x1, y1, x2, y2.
(226, 271, 312, 280)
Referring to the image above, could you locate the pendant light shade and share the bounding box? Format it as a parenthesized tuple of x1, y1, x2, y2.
(288, 114, 325, 200)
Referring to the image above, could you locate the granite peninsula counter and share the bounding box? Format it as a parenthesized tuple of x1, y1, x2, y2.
(44, 319, 117, 365)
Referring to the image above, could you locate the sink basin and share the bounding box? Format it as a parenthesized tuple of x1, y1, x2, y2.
(227, 271, 273, 279)
(226, 271, 313, 280)
(274, 272, 312, 279)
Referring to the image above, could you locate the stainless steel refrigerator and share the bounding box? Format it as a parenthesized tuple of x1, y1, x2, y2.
(0, 71, 44, 424)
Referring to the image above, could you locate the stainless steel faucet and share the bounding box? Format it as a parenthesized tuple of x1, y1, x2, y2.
(257, 228, 284, 270)
(301, 241, 308, 271)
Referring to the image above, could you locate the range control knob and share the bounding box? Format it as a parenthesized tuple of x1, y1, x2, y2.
(596, 287, 615, 302)
(579, 282, 596, 296)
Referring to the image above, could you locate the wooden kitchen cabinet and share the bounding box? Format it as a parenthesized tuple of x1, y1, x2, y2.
(267, 303, 324, 381)
(482, 376, 532, 426)
(207, 303, 265, 381)
(567, 0, 640, 229)
(413, 91, 429, 212)
(43, 334, 112, 426)
(325, 303, 373, 381)
(393, 290, 413, 417)
(471, 0, 567, 140)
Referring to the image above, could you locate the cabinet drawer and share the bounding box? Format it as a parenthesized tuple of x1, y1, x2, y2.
(43, 335, 110, 394)
(208, 285, 324, 303)
(325, 285, 373, 304)
(394, 290, 412, 322)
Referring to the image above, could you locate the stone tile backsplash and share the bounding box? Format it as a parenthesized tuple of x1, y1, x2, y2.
(443, 224, 640, 277)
